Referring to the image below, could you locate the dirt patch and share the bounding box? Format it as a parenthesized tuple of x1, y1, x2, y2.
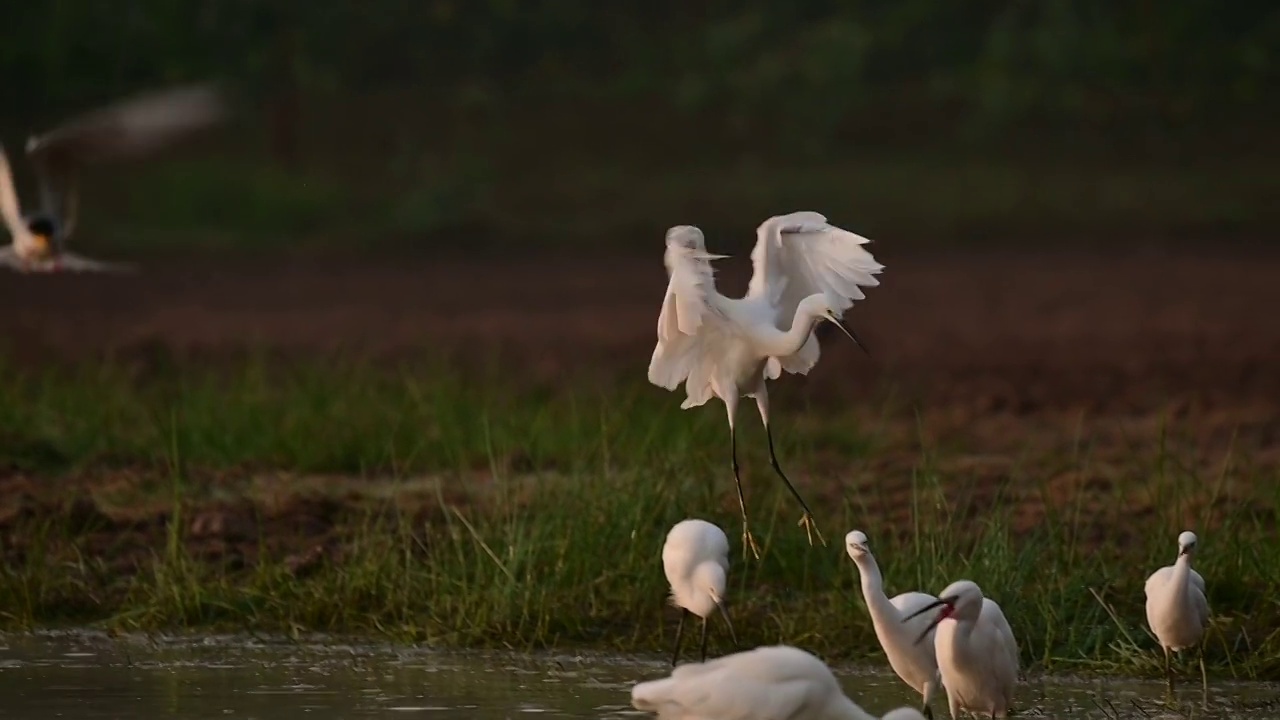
(1, 247, 1277, 559)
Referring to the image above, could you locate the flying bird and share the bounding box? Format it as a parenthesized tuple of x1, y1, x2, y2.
(0, 83, 227, 273)
(648, 211, 884, 556)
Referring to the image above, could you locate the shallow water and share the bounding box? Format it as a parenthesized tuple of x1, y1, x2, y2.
(0, 632, 1277, 719)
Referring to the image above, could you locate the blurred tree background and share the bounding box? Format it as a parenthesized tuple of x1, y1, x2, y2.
(1, 0, 1276, 255)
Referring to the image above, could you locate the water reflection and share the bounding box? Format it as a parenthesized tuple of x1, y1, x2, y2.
(0, 632, 1275, 719)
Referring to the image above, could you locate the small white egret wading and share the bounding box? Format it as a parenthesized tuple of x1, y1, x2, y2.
(648, 212, 884, 556)
(844, 531, 941, 719)
(662, 519, 738, 665)
(631, 644, 928, 720)
(903, 580, 1019, 719)
(1144, 530, 1210, 694)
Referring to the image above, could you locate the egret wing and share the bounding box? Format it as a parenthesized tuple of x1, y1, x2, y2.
(28, 150, 79, 245)
(656, 229, 724, 343)
(745, 211, 882, 375)
(25, 83, 227, 166)
(1189, 568, 1210, 629)
(1144, 566, 1173, 598)
(649, 228, 736, 405)
(1188, 568, 1206, 596)
(0, 245, 23, 269)
(631, 647, 832, 720)
(747, 211, 884, 319)
(55, 252, 136, 273)
(981, 599, 1020, 676)
(0, 146, 28, 241)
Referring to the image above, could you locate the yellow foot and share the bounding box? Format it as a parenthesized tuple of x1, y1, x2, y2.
(741, 525, 762, 560)
(798, 512, 826, 546)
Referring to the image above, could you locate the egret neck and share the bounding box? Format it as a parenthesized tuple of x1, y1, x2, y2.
(1160, 554, 1196, 621)
(853, 553, 904, 641)
(744, 294, 832, 359)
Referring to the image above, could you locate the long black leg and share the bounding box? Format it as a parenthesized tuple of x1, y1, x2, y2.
(671, 609, 687, 667)
(731, 426, 761, 559)
(699, 614, 710, 662)
(763, 422, 824, 546)
(1164, 646, 1174, 694)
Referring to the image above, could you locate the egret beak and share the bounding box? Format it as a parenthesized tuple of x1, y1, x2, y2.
(696, 252, 730, 261)
(826, 314, 870, 356)
(1179, 544, 1193, 557)
(715, 597, 739, 647)
(902, 596, 957, 645)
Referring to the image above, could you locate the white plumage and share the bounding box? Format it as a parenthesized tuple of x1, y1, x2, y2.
(648, 212, 884, 556)
(631, 645, 928, 720)
(1144, 530, 1211, 693)
(662, 519, 737, 665)
(904, 580, 1019, 719)
(844, 531, 941, 718)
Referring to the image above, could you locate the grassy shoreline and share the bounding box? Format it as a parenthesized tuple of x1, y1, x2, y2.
(1, 357, 1277, 681)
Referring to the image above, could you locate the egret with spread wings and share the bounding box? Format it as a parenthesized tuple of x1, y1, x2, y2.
(0, 83, 226, 273)
(648, 211, 884, 557)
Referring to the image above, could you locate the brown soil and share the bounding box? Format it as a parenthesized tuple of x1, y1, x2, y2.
(2, 248, 1278, 563)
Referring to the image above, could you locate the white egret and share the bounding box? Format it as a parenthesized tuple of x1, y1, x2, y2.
(844, 531, 941, 719)
(663, 518, 737, 665)
(648, 212, 884, 556)
(904, 580, 1019, 719)
(0, 83, 226, 273)
(631, 644, 928, 720)
(1144, 530, 1210, 694)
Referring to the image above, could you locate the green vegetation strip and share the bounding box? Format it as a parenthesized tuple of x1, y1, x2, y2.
(0, 357, 1277, 681)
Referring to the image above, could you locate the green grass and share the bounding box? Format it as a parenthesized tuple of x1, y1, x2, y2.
(0, 354, 1278, 682)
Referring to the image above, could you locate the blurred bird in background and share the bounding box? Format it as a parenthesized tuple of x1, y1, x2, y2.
(0, 83, 227, 273)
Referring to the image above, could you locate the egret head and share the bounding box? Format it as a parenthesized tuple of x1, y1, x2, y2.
(665, 225, 706, 251)
(844, 530, 871, 560)
(798, 293, 870, 356)
(1178, 530, 1198, 557)
(693, 564, 738, 646)
(902, 579, 986, 644)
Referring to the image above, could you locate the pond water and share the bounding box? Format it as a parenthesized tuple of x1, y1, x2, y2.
(0, 632, 1277, 719)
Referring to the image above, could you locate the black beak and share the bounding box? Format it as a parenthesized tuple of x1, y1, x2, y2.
(715, 598, 739, 647)
(1179, 545, 1192, 556)
(828, 315, 870, 357)
(902, 597, 954, 645)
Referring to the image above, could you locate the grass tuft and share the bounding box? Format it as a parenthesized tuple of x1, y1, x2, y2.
(0, 353, 1276, 680)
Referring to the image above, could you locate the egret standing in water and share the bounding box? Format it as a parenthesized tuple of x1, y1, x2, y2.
(845, 531, 942, 718)
(648, 212, 884, 556)
(0, 83, 226, 272)
(1144, 530, 1210, 695)
(631, 644, 928, 720)
(904, 580, 1019, 719)
(662, 519, 738, 665)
